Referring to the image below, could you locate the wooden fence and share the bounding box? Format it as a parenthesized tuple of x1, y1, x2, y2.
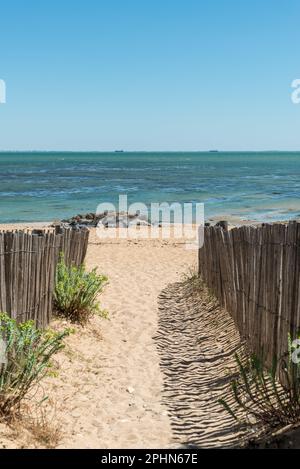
(198, 221, 300, 365)
(0, 227, 90, 328)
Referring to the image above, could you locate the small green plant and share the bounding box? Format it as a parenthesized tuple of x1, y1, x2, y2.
(0, 313, 68, 420)
(219, 334, 300, 430)
(54, 255, 108, 325)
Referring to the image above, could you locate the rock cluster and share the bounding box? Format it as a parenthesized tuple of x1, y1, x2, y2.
(59, 211, 151, 229)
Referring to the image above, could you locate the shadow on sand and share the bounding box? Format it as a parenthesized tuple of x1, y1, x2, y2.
(154, 278, 251, 448)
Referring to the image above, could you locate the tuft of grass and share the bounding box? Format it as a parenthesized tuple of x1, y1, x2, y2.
(8, 399, 63, 449)
(25, 403, 62, 448)
(54, 255, 108, 325)
(181, 266, 205, 296)
(0, 313, 69, 420)
(219, 334, 300, 431)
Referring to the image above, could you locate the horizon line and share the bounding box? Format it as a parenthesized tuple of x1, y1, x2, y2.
(0, 150, 299, 153)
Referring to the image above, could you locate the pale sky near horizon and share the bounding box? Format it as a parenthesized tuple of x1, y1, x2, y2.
(0, 0, 300, 151)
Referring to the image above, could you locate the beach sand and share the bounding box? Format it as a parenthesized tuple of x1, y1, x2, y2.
(0, 223, 252, 448)
(0, 225, 196, 448)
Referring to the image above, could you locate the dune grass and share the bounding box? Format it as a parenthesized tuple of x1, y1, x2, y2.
(0, 313, 68, 420)
(219, 335, 300, 430)
(54, 255, 108, 325)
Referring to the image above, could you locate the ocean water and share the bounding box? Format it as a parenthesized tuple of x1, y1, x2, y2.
(0, 151, 299, 223)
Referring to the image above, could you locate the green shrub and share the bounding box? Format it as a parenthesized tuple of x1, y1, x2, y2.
(219, 335, 300, 430)
(0, 313, 68, 419)
(54, 255, 108, 325)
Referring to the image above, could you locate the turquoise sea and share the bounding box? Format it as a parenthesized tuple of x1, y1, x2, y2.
(0, 152, 299, 223)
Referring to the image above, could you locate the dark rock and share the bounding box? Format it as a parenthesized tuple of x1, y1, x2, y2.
(215, 220, 228, 231)
(54, 225, 65, 235)
(61, 211, 152, 228)
(32, 229, 44, 236)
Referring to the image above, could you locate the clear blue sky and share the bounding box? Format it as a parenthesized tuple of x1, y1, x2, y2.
(0, 0, 299, 151)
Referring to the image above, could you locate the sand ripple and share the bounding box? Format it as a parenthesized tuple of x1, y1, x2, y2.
(155, 280, 251, 448)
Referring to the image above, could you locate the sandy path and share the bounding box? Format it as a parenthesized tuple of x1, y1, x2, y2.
(75, 233, 196, 448)
(31, 230, 194, 449)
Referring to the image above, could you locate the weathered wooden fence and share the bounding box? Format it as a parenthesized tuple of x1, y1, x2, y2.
(0, 228, 89, 328)
(198, 221, 300, 365)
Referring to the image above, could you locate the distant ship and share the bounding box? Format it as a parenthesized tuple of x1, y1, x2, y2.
(209, 150, 219, 153)
(115, 150, 124, 153)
